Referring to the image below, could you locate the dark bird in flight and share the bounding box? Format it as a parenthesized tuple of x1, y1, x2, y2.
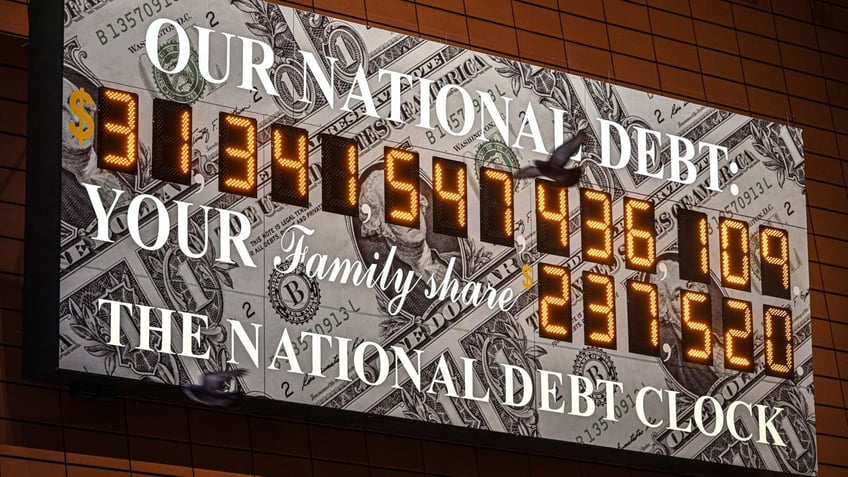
(183, 369, 248, 407)
(515, 130, 587, 187)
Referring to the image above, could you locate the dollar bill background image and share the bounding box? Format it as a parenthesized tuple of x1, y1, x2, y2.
(57, 0, 815, 474)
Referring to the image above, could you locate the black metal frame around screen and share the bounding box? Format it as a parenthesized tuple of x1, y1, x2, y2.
(24, 0, 63, 381)
(23, 2, 807, 476)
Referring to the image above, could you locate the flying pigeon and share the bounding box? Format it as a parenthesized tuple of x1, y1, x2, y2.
(183, 369, 248, 407)
(514, 130, 587, 187)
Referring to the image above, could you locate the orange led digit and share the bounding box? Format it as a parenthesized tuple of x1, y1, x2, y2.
(627, 280, 659, 357)
(536, 180, 569, 257)
(538, 264, 571, 341)
(764, 306, 794, 379)
(179, 111, 191, 174)
(97, 88, 139, 174)
(152, 98, 192, 185)
(432, 157, 467, 237)
(346, 143, 357, 207)
(681, 290, 712, 364)
(760, 226, 791, 299)
(723, 298, 754, 372)
(322, 134, 359, 217)
(678, 209, 710, 284)
(580, 188, 614, 265)
(480, 167, 514, 246)
(218, 113, 257, 197)
(271, 124, 310, 207)
(720, 217, 751, 291)
(384, 147, 420, 228)
(583, 272, 616, 349)
(624, 198, 656, 273)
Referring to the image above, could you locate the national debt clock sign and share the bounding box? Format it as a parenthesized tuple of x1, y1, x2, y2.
(27, 0, 815, 474)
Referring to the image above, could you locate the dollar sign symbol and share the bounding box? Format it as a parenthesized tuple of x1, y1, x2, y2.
(68, 87, 95, 145)
(521, 264, 533, 290)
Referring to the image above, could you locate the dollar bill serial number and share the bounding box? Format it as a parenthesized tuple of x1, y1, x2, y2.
(290, 301, 361, 357)
(575, 382, 645, 445)
(95, 0, 184, 46)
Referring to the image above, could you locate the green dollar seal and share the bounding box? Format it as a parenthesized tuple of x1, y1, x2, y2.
(474, 139, 519, 188)
(152, 41, 206, 104)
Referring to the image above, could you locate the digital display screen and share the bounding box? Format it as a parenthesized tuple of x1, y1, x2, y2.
(271, 124, 310, 207)
(479, 167, 513, 246)
(218, 113, 258, 197)
(384, 147, 420, 229)
(152, 98, 192, 185)
(432, 157, 467, 238)
(535, 180, 569, 257)
(97, 88, 138, 174)
(34, 2, 815, 474)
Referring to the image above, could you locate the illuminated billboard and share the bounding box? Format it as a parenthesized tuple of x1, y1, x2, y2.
(27, 1, 815, 474)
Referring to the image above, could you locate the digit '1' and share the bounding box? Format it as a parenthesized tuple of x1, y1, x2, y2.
(678, 209, 710, 284)
(719, 217, 751, 291)
(152, 98, 192, 185)
(322, 134, 359, 217)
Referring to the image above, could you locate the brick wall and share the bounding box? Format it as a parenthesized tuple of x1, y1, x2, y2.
(1, 0, 846, 475)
